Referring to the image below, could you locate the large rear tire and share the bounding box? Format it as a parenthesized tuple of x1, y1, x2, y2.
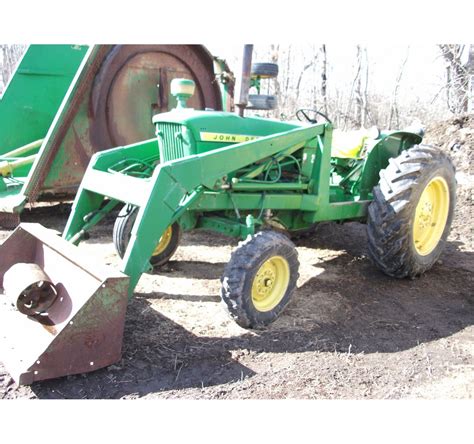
(220, 231, 299, 329)
(113, 204, 181, 267)
(367, 144, 456, 278)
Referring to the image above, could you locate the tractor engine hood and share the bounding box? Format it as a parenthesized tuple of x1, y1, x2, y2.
(152, 109, 302, 150)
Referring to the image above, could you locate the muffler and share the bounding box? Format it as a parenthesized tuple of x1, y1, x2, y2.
(0, 223, 129, 385)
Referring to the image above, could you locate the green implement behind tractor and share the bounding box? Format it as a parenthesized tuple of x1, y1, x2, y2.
(0, 64, 456, 384)
(0, 44, 232, 228)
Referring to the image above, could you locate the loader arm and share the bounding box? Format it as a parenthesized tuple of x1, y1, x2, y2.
(63, 124, 324, 296)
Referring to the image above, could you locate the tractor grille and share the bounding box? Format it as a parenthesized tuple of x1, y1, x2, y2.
(157, 123, 186, 162)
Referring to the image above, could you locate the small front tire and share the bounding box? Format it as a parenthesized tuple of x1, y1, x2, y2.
(220, 230, 299, 329)
(113, 204, 181, 267)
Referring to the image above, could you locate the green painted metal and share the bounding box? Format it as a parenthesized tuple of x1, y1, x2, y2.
(0, 45, 89, 209)
(55, 87, 424, 298)
(0, 45, 99, 214)
(171, 78, 196, 108)
(0, 45, 88, 155)
(22, 45, 104, 197)
(62, 122, 324, 294)
(358, 131, 423, 199)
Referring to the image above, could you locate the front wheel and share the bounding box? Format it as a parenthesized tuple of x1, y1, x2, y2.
(113, 204, 181, 267)
(367, 144, 456, 278)
(220, 230, 299, 329)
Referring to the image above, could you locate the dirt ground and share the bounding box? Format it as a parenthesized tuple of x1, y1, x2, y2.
(0, 116, 472, 399)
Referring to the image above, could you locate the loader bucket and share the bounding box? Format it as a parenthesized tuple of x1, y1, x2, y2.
(0, 223, 129, 385)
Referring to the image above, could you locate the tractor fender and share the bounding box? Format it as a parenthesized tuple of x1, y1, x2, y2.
(359, 131, 423, 199)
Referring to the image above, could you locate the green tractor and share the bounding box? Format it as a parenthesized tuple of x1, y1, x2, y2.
(0, 67, 456, 384)
(64, 77, 455, 327)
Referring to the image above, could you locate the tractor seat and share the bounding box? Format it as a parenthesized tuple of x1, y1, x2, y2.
(331, 129, 369, 159)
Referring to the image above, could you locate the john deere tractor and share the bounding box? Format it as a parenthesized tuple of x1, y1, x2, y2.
(0, 69, 456, 384)
(57, 77, 456, 328)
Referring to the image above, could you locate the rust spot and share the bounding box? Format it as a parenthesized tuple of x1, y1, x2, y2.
(84, 334, 101, 348)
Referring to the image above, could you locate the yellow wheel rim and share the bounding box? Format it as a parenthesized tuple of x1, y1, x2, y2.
(413, 176, 449, 256)
(251, 256, 290, 312)
(153, 226, 173, 256)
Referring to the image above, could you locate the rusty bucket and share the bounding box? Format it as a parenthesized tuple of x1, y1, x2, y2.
(0, 223, 129, 385)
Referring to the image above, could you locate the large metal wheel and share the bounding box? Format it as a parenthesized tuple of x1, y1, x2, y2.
(90, 45, 225, 148)
(367, 144, 456, 278)
(113, 204, 181, 268)
(220, 230, 299, 329)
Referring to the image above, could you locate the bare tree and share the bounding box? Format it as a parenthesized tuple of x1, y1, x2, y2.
(296, 54, 317, 104)
(245, 43, 455, 128)
(320, 44, 328, 115)
(270, 44, 281, 118)
(439, 44, 471, 114)
(354, 45, 364, 128)
(387, 47, 410, 130)
(362, 47, 374, 126)
(0, 44, 26, 93)
(466, 45, 474, 113)
(343, 46, 363, 130)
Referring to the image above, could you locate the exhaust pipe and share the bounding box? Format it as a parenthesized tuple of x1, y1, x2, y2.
(234, 44, 254, 117)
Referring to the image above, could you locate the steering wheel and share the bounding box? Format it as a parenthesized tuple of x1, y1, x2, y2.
(296, 108, 333, 125)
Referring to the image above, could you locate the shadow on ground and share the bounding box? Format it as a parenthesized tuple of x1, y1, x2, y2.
(29, 231, 474, 399)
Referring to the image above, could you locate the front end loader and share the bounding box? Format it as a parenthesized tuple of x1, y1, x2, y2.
(0, 71, 456, 384)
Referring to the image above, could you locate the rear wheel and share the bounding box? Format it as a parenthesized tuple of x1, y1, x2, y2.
(220, 230, 299, 329)
(113, 204, 181, 267)
(367, 144, 456, 278)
